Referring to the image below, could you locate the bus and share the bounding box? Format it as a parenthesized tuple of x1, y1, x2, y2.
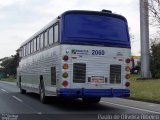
(17, 10, 131, 103)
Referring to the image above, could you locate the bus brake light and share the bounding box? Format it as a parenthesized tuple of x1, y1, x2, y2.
(63, 55, 69, 61)
(125, 82, 130, 87)
(62, 81, 68, 87)
(125, 58, 131, 63)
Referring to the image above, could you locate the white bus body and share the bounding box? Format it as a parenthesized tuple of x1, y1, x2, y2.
(17, 10, 131, 103)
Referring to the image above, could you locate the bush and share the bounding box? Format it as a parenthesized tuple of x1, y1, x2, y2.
(150, 42, 160, 78)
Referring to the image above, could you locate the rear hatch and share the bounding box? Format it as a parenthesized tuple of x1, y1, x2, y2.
(62, 45, 130, 90)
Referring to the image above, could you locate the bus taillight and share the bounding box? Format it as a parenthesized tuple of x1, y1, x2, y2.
(125, 82, 130, 87)
(125, 58, 131, 63)
(63, 55, 69, 61)
(125, 74, 131, 79)
(63, 64, 69, 69)
(62, 72, 68, 78)
(125, 66, 131, 72)
(62, 81, 68, 87)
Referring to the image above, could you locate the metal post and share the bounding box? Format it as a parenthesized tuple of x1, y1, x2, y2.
(140, 0, 151, 78)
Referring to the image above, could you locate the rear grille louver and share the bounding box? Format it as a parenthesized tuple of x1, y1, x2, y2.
(73, 63, 86, 83)
(110, 65, 121, 84)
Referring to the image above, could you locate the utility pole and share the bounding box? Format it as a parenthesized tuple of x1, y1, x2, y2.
(140, 0, 151, 78)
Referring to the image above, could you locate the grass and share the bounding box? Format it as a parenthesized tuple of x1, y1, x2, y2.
(0, 77, 16, 82)
(130, 74, 160, 103)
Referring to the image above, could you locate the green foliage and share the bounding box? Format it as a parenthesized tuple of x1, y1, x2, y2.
(150, 42, 160, 78)
(0, 77, 16, 82)
(0, 71, 5, 78)
(130, 75, 160, 103)
(0, 52, 20, 76)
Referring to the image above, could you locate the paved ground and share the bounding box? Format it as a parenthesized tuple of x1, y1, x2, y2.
(0, 81, 160, 120)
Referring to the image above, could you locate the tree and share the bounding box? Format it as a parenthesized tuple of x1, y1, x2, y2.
(150, 41, 160, 78)
(148, 0, 160, 38)
(148, 0, 160, 78)
(0, 52, 20, 77)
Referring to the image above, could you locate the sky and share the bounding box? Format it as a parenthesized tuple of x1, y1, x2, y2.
(0, 0, 140, 59)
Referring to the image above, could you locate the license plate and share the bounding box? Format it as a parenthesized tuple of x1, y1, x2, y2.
(91, 76, 104, 83)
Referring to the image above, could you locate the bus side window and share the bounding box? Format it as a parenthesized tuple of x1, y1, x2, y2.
(54, 24, 59, 43)
(31, 40, 34, 53)
(49, 26, 54, 45)
(26, 43, 28, 55)
(37, 36, 40, 51)
(28, 42, 30, 54)
(21, 48, 23, 57)
(40, 34, 44, 49)
(19, 48, 22, 58)
(44, 30, 48, 47)
(21, 47, 23, 57)
(51, 66, 56, 85)
(23, 46, 26, 57)
(25, 44, 28, 56)
(34, 38, 37, 52)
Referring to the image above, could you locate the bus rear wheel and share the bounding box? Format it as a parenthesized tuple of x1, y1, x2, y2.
(39, 81, 47, 104)
(19, 81, 26, 94)
(82, 97, 101, 103)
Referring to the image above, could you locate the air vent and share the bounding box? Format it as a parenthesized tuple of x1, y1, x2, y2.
(110, 65, 121, 84)
(51, 66, 56, 85)
(73, 63, 86, 83)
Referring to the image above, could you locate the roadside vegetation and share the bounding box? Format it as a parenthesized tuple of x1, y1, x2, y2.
(149, 0, 160, 78)
(0, 52, 19, 82)
(0, 77, 16, 83)
(130, 75, 160, 103)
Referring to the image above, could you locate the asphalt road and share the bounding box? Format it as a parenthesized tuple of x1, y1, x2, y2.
(0, 80, 160, 120)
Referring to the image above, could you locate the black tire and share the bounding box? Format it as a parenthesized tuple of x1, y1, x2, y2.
(82, 97, 101, 103)
(39, 80, 47, 104)
(19, 81, 26, 94)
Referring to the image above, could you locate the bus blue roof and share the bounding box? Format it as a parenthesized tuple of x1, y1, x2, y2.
(61, 10, 128, 22)
(60, 10, 130, 48)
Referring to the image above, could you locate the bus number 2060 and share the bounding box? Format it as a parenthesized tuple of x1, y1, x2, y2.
(92, 50, 105, 55)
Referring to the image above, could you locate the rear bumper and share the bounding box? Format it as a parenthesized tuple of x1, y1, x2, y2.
(57, 88, 130, 98)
